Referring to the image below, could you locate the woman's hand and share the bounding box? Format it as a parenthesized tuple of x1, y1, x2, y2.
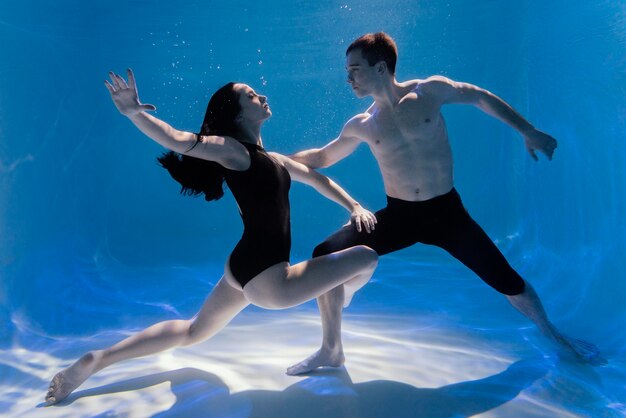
(350, 204, 377, 233)
(105, 68, 156, 117)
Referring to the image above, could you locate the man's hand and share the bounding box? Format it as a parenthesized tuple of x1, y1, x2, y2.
(523, 128, 557, 161)
(350, 205, 377, 233)
(104, 68, 156, 117)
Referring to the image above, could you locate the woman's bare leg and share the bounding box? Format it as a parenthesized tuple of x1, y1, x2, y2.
(242, 246, 378, 375)
(46, 278, 249, 405)
(242, 245, 377, 310)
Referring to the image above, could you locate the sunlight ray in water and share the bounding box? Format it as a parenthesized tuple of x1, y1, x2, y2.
(1, 311, 624, 417)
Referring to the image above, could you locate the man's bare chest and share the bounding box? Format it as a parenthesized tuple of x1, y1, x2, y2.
(365, 100, 443, 147)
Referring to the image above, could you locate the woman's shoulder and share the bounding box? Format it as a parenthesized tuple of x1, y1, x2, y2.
(194, 135, 251, 171)
(266, 150, 285, 160)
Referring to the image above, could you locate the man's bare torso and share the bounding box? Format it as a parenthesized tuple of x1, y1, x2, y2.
(352, 80, 454, 202)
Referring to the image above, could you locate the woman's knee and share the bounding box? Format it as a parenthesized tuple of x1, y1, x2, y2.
(185, 316, 226, 346)
(348, 245, 378, 271)
(181, 319, 203, 346)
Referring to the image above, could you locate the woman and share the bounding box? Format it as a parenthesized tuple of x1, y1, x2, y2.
(45, 69, 378, 405)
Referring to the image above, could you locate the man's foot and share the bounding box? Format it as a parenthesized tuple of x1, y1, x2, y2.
(286, 348, 345, 376)
(554, 333, 606, 365)
(506, 283, 606, 366)
(45, 351, 101, 405)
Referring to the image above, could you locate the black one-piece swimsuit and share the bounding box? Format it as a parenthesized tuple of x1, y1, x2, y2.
(224, 142, 292, 288)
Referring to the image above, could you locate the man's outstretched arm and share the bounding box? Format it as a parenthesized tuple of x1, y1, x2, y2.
(422, 76, 558, 161)
(289, 115, 366, 168)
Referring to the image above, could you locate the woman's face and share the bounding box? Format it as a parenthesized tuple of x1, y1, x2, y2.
(234, 83, 271, 124)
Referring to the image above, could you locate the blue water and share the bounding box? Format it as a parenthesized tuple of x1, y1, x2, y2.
(1, 1, 625, 417)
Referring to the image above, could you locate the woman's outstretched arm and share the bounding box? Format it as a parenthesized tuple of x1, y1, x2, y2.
(270, 152, 377, 233)
(105, 69, 248, 170)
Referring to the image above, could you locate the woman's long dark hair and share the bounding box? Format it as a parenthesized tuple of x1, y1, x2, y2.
(157, 82, 242, 201)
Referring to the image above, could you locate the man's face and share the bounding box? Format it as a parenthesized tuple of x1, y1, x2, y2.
(345, 49, 378, 98)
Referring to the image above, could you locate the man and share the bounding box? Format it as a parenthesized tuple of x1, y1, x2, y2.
(286, 32, 600, 375)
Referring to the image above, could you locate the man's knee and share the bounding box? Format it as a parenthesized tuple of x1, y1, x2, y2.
(488, 273, 525, 296)
(501, 277, 525, 296)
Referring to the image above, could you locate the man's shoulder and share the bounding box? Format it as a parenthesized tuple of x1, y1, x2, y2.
(398, 79, 422, 91)
(422, 75, 454, 83)
(340, 112, 371, 141)
(396, 78, 455, 98)
(346, 111, 371, 128)
(416, 75, 457, 92)
(402, 76, 461, 103)
(348, 111, 371, 122)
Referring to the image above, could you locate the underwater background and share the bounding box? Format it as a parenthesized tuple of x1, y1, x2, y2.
(1, 1, 625, 416)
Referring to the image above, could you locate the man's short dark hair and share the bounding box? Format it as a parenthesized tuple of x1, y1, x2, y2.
(346, 32, 398, 74)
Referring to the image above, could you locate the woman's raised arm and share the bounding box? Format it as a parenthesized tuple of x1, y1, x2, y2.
(105, 69, 248, 170)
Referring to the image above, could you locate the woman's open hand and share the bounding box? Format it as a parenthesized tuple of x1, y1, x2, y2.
(350, 204, 377, 233)
(105, 68, 156, 117)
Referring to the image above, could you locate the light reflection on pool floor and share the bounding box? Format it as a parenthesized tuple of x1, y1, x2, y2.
(1, 309, 624, 418)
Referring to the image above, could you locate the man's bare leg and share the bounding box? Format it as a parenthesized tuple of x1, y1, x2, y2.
(286, 286, 345, 375)
(507, 280, 602, 363)
(45, 278, 249, 405)
(285, 268, 372, 376)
